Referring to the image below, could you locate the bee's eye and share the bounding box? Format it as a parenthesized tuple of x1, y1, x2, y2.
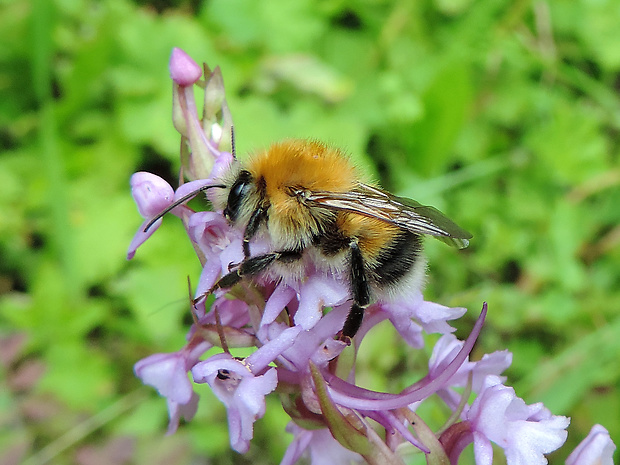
(225, 170, 253, 221)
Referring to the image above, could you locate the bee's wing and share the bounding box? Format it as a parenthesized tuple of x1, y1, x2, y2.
(306, 183, 472, 249)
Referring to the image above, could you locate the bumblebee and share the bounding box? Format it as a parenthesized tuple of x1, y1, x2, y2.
(151, 140, 471, 339)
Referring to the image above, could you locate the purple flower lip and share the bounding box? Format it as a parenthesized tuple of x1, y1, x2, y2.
(566, 424, 616, 465)
(130, 172, 175, 218)
(462, 374, 571, 465)
(190, 353, 279, 454)
(126, 172, 178, 259)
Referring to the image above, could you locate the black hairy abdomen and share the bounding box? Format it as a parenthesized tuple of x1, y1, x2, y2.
(314, 219, 350, 256)
(315, 218, 422, 289)
(369, 230, 422, 288)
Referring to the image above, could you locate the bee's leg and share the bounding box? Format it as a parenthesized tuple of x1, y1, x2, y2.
(194, 250, 303, 304)
(341, 241, 371, 339)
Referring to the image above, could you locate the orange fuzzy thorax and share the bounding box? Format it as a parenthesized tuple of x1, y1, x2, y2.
(245, 140, 360, 248)
(248, 140, 359, 195)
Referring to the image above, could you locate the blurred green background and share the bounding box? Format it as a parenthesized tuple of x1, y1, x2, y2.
(1, 0, 619, 463)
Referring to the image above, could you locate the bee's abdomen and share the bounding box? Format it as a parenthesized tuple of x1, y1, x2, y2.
(368, 230, 422, 288)
(314, 219, 350, 256)
(317, 213, 424, 291)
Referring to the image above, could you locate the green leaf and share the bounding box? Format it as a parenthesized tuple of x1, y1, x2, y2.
(39, 341, 114, 410)
(517, 316, 620, 413)
(404, 61, 473, 176)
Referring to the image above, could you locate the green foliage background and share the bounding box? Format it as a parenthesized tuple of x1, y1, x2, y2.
(1, 0, 619, 463)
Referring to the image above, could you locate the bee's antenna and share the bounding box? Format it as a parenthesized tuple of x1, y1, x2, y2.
(143, 182, 226, 232)
(231, 125, 237, 160)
